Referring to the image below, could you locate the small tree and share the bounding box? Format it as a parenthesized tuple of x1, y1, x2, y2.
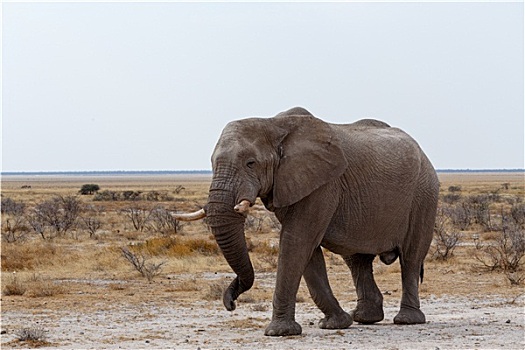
(80, 205, 104, 238)
(31, 196, 82, 238)
(121, 205, 151, 232)
(1, 198, 28, 242)
(474, 211, 525, 285)
(444, 203, 472, 230)
(79, 184, 100, 195)
(26, 211, 49, 239)
(1, 197, 26, 214)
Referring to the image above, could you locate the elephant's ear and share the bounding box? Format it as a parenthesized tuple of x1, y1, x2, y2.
(272, 114, 348, 208)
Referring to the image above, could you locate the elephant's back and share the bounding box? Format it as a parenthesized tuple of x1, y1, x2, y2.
(348, 119, 391, 129)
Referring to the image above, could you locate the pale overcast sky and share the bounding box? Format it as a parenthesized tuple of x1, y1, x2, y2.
(2, 1, 523, 172)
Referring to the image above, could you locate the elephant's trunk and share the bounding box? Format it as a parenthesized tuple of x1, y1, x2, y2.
(206, 185, 254, 311)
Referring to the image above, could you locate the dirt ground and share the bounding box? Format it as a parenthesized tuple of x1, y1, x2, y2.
(1, 172, 524, 349)
(1, 270, 524, 349)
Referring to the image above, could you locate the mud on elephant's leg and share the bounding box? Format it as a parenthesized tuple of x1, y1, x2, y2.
(304, 247, 352, 329)
(344, 254, 384, 324)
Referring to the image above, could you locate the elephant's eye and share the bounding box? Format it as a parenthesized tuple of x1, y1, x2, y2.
(246, 160, 256, 169)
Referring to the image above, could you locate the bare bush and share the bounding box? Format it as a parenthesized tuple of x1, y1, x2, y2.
(121, 206, 151, 232)
(80, 205, 104, 238)
(506, 272, 525, 286)
(432, 208, 462, 260)
(2, 274, 27, 296)
(443, 203, 472, 230)
(30, 196, 82, 238)
(15, 326, 47, 343)
(1, 197, 26, 214)
(511, 203, 525, 227)
(25, 211, 49, 239)
(93, 190, 174, 201)
(29, 280, 65, 297)
(466, 195, 494, 231)
(148, 205, 181, 234)
(442, 193, 461, 204)
(120, 247, 165, 282)
(475, 219, 525, 276)
(93, 190, 121, 201)
(1, 198, 29, 242)
(145, 191, 174, 201)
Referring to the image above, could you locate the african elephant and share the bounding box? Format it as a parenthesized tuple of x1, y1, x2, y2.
(175, 107, 439, 336)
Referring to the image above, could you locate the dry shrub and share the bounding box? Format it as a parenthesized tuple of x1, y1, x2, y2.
(167, 244, 193, 257)
(132, 236, 179, 256)
(91, 247, 123, 272)
(30, 195, 82, 238)
(121, 247, 166, 282)
(2, 274, 27, 296)
(147, 205, 182, 234)
(15, 326, 48, 344)
(511, 203, 525, 227)
(185, 238, 219, 256)
(474, 222, 525, 285)
(1, 241, 61, 271)
(28, 279, 65, 297)
(432, 208, 462, 260)
(130, 236, 219, 257)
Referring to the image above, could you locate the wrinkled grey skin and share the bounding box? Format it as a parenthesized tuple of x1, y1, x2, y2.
(204, 107, 439, 336)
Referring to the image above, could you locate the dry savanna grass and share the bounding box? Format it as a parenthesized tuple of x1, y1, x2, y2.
(1, 172, 524, 343)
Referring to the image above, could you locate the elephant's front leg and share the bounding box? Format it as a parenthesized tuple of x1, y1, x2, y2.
(265, 186, 340, 336)
(264, 233, 307, 336)
(303, 246, 353, 329)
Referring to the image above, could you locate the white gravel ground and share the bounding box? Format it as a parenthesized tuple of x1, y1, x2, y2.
(2, 294, 523, 349)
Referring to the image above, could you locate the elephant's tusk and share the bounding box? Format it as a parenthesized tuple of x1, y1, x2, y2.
(234, 200, 251, 214)
(172, 208, 206, 221)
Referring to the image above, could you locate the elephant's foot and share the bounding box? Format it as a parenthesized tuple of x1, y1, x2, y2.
(352, 301, 384, 324)
(393, 307, 426, 324)
(319, 311, 353, 329)
(264, 319, 302, 336)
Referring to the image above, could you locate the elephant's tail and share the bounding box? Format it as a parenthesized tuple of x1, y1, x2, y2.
(420, 264, 425, 284)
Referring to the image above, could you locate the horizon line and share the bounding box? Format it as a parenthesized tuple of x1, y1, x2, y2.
(1, 169, 524, 176)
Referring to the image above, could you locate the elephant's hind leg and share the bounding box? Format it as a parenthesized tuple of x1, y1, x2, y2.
(344, 254, 384, 324)
(303, 247, 352, 329)
(394, 256, 426, 324)
(394, 201, 434, 324)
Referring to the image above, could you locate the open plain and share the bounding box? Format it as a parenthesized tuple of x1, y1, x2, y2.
(1, 172, 524, 349)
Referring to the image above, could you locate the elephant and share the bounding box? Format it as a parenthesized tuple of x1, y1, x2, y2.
(174, 107, 439, 336)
